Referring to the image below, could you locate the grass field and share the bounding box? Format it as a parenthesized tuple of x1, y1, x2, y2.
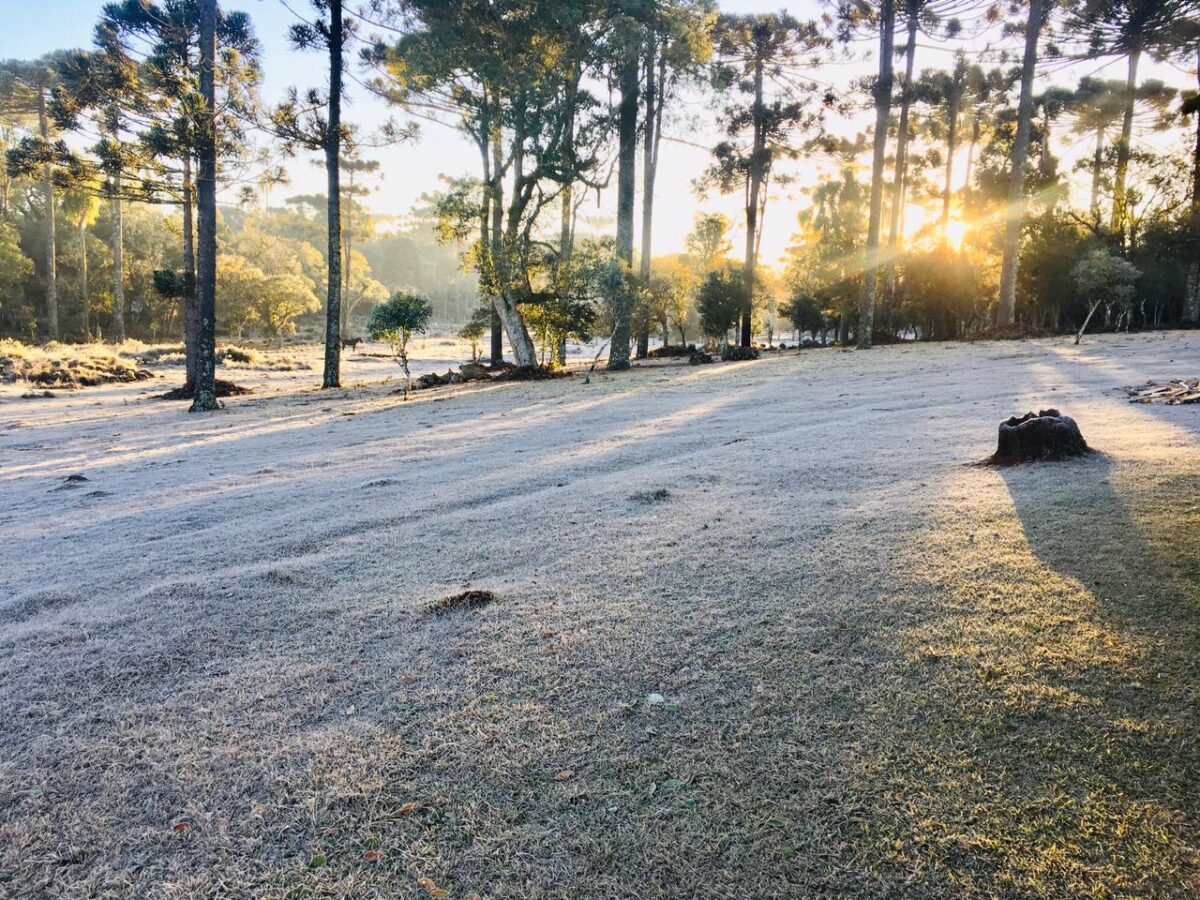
(1, 332, 1197, 898)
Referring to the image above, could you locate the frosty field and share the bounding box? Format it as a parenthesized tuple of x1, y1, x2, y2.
(1, 333, 1198, 898)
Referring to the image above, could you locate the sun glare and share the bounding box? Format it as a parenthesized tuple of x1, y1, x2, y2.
(945, 218, 969, 252)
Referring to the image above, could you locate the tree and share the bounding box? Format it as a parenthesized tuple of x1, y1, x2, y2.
(858, 0, 896, 348)
(61, 187, 100, 339)
(1072, 247, 1140, 341)
(1068, 77, 1130, 214)
(883, 0, 927, 311)
(216, 253, 320, 343)
(696, 267, 745, 343)
(996, 0, 1048, 326)
(339, 153, 382, 333)
(786, 167, 867, 342)
(917, 55, 982, 242)
(651, 254, 699, 344)
(634, 0, 714, 359)
(0, 220, 34, 330)
(459, 304, 490, 360)
(99, 0, 260, 386)
(368, 289, 432, 395)
(609, 19, 641, 370)
(703, 12, 827, 348)
(370, 0, 609, 370)
(686, 211, 732, 270)
(0, 57, 63, 340)
(275, 0, 352, 389)
(191, 0, 219, 410)
(780, 289, 823, 341)
(1067, 0, 1200, 241)
(1161, 19, 1200, 320)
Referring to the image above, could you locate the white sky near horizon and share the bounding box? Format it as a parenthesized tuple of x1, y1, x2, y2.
(3, 1, 1195, 269)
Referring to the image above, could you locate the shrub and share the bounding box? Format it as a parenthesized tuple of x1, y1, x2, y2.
(697, 269, 746, 342)
(369, 291, 434, 392)
(458, 305, 490, 361)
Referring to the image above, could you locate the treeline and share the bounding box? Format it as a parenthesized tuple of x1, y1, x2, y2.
(2, 0, 1199, 403)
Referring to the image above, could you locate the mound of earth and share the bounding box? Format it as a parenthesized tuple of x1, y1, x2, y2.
(157, 379, 251, 401)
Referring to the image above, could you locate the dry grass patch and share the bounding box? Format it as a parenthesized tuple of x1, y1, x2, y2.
(0, 339, 153, 388)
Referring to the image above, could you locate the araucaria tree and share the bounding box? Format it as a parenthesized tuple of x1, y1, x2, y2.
(702, 12, 827, 348)
(191, 0, 220, 410)
(0, 58, 63, 339)
(633, 0, 714, 359)
(1067, 0, 1200, 244)
(857, 0, 896, 349)
(95, 0, 260, 389)
(996, 0, 1049, 326)
(274, 0, 352, 389)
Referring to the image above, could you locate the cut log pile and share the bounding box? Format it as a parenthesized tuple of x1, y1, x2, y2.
(1125, 379, 1200, 405)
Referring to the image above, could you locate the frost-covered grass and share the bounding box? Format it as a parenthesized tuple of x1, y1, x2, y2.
(0, 332, 1197, 898)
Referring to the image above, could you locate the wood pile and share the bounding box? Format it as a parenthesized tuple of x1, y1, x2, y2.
(1126, 380, 1200, 405)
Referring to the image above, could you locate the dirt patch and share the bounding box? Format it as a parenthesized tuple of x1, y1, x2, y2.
(720, 345, 760, 362)
(427, 589, 498, 614)
(491, 365, 573, 382)
(157, 379, 252, 401)
(648, 345, 696, 359)
(630, 487, 671, 503)
(966, 322, 1052, 341)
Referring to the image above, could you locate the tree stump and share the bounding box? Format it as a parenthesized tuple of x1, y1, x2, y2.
(989, 409, 1089, 465)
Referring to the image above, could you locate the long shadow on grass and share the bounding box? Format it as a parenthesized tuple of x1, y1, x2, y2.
(988, 452, 1200, 891)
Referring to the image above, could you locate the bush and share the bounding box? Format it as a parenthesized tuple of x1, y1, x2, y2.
(369, 291, 434, 392)
(720, 345, 760, 362)
(697, 269, 747, 341)
(458, 305, 490, 360)
(648, 344, 696, 358)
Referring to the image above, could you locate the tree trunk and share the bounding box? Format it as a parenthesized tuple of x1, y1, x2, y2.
(322, 0, 343, 389)
(1039, 109, 1055, 178)
(342, 168, 353, 336)
(996, 0, 1043, 326)
(490, 307, 503, 363)
(1110, 46, 1141, 242)
(858, 0, 895, 349)
(942, 92, 958, 241)
(38, 88, 57, 341)
(190, 0, 219, 411)
(488, 113, 506, 365)
(742, 56, 766, 349)
(1075, 299, 1103, 344)
(884, 13, 918, 313)
(111, 188, 125, 343)
(1090, 126, 1105, 217)
(607, 46, 639, 371)
(79, 218, 88, 339)
(554, 131, 574, 369)
(964, 117, 980, 199)
(636, 42, 658, 360)
(182, 156, 198, 391)
(1185, 50, 1200, 323)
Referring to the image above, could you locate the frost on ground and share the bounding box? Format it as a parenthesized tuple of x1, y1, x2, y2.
(1, 333, 1198, 898)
